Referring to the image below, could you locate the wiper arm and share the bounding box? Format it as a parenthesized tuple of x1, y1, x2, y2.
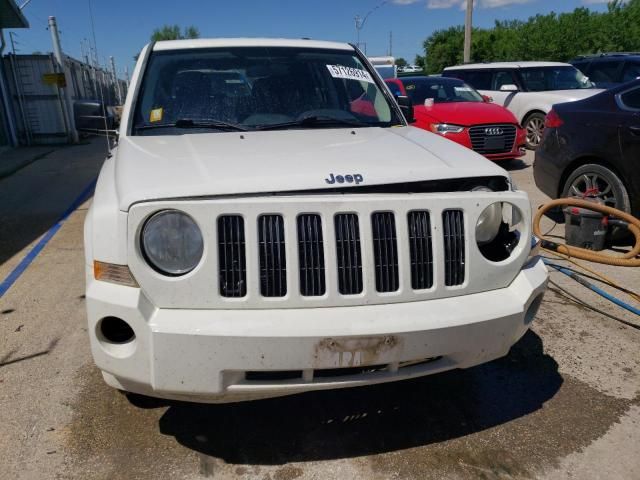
(254, 115, 372, 131)
(137, 118, 249, 132)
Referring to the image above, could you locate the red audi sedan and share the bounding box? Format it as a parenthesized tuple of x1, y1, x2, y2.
(386, 76, 526, 161)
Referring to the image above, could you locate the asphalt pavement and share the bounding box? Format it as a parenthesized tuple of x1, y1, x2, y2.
(0, 141, 638, 480)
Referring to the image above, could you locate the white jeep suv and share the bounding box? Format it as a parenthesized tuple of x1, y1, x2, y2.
(84, 38, 548, 403)
(443, 61, 603, 149)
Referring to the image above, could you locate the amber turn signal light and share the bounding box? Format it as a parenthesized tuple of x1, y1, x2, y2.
(94, 261, 138, 287)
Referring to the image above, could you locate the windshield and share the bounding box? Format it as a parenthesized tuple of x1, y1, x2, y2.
(401, 78, 484, 105)
(132, 46, 401, 135)
(519, 66, 595, 91)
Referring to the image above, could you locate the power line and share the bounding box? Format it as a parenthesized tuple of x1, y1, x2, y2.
(354, 0, 390, 53)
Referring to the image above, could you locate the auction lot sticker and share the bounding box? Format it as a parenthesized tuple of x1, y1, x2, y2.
(327, 65, 375, 83)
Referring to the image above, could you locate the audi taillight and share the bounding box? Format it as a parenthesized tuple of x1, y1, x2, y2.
(544, 109, 564, 128)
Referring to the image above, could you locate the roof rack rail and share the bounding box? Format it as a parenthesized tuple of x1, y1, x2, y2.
(572, 52, 640, 60)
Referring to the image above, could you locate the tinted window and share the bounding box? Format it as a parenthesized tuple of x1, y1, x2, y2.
(621, 87, 640, 109)
(400, 77, 483, 105)
(492, 70, 516, 90)
(461, 71, 492, 90)
(386, 81, 402, 96)
(622, 62, 640, 83)
(133, 46, 400, 135)
(444, 71, 466, 81)
(589, 61, 620, 84)
(520, 66, 595, 91)
(572, 61, 589, 73)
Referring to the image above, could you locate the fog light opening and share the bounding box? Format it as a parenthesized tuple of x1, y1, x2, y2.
(99, 316, 135, 344)
(525, 294, 544, 325)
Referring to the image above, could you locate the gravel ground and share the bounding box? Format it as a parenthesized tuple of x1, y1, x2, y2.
(0, 141, 638, 480)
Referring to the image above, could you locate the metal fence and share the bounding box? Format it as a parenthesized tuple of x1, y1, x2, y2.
(1, 53, 127, 145)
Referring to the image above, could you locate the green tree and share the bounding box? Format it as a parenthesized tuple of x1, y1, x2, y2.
(395, 57, 408, 68)
(135, 24, 201, 60)
(423, 26, 464, 74)
(150, 24, 200, 42)
(421, 0, 640, 72)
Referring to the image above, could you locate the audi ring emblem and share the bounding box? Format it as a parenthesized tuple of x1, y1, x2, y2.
(484, 127, 504, 136)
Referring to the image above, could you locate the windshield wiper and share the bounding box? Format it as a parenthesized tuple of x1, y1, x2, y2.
(137, 118, 249, 132)
(254, 115, 373, 131)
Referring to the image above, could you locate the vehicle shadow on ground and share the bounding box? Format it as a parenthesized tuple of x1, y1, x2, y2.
(502, 158, 530, 171)
(150, 330, 561, 464)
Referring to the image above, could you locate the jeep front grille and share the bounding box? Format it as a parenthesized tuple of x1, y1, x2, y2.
(297, 214, 326, 297)
(218, 215, 247, 297)
(258, 215, 287, 297)
(128, 192, 532, 309)
(334, 213, 363, 295)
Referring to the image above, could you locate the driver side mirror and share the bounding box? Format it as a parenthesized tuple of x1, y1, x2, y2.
(499, 84, 519, 92)
(482, 95, 493, 103)
(396, 95, 415, 123)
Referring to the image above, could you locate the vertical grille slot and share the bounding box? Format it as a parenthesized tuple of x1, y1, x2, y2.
(371, 212, 399, 293)
(297, 214, 326, 297)
(334, 213, 363, 295)
(407, 211, 433, 290)
(442, 210, 465, 286)
(258, 215, 287, 297)
(217, 215, 247, 297)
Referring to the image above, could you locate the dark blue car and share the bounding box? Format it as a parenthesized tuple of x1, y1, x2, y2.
(571, 53, 640, 89)
(534, 78, 640, 219)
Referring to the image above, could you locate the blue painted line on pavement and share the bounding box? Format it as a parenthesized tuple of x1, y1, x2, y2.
(0, 179, 97, 299)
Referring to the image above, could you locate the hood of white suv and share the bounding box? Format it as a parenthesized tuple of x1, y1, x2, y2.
(114, 126, 508, 211)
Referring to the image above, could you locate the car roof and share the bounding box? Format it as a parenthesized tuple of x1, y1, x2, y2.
(571, 52, 640, 62)
(444, 61, 571, 70)
(152, 38, 353, 52)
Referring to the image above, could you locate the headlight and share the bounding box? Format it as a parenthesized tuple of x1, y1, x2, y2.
(476, 202, 524, 262)
(430, 123, 464, 134)
(141, 210, 204, 276)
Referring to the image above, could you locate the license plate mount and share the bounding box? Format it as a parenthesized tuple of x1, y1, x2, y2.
(484, 137, 506, 150)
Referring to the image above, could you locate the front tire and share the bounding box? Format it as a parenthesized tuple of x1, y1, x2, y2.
(524, 112, 546, 150)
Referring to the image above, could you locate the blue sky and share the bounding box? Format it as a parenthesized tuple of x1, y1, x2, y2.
(6, 0, 612, 79)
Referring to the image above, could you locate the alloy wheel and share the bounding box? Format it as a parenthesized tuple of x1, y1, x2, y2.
(568, 173, 617, 208)
(526, 117, 544, 148)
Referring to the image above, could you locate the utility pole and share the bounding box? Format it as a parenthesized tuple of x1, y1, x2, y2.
(463, 0, 473, 63)
(389, 31, 392, 57)
(48, 16, 79, 143)
(109, 56, 122, 105)
(124, 66, 130, 88)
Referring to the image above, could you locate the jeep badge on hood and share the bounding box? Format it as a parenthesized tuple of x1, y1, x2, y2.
(325, 173, 364, 185)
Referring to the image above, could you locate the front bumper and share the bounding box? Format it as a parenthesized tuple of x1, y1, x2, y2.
(86, 258, 547, 403)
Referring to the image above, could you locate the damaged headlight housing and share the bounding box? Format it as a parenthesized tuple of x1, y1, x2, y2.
(476, 202, 523, 262)
(141, 210, 204, 275)
(476, 202, 503, 244)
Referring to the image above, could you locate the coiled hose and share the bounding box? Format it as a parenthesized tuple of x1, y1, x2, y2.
(533, 198, 640, 267)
